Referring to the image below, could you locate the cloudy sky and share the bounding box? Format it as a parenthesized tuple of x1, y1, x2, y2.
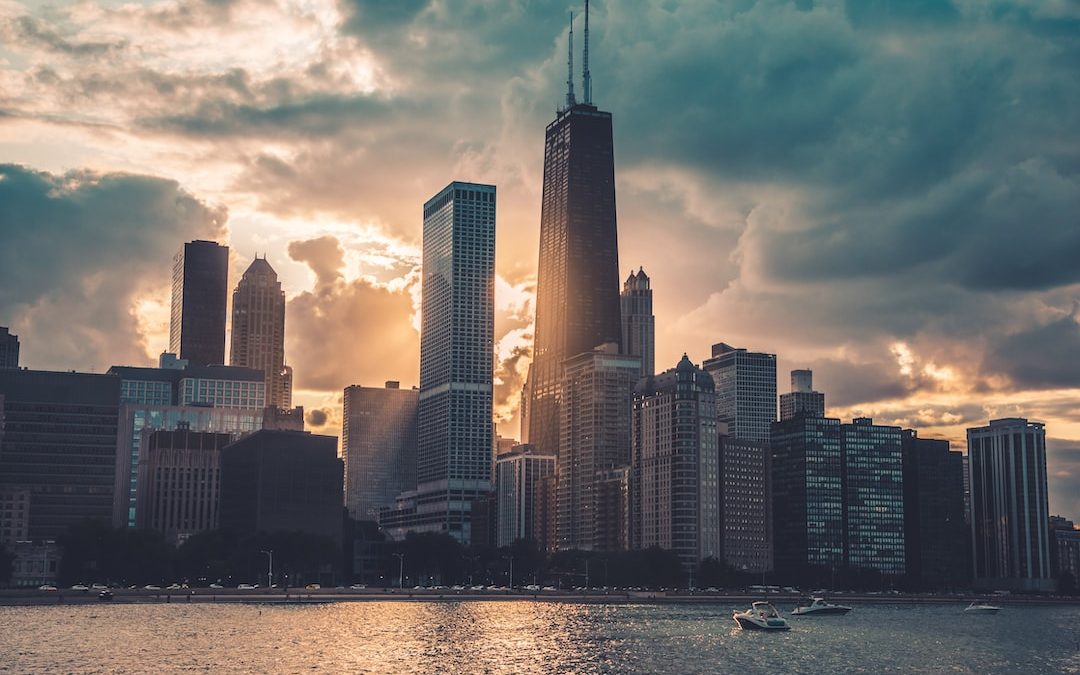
(1, 0, 1078, 516)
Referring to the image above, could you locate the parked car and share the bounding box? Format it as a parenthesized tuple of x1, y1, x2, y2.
(305, 583, 321, 590)
(98, 590, 114, 602)
(237, 584, 258, 590)
(209, 583, 223, 589)
(349, 584, 367, 590)
(144, 585, 161, 590)
(70, 584, 89, 591)
(38, 585, 58, 592)
(91, 583, 108, 590)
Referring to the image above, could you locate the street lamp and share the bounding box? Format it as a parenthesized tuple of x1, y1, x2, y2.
(260, 550, 273, 589)
(392, 553, 405, 589)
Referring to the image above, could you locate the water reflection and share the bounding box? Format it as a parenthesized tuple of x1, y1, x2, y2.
(0, 601, 1077, 674)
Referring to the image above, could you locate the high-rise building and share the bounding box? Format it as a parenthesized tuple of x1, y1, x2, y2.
(230, 256, 288, 407)
(779, 369, 825, 421)
(771, 414, 844, 580)
(380, 182, 495, 545)
(719, 435, 772, 574)
(342, 381, 418, 522)
(495, 444, 555, 547)
(772, 415, 905, 581)
(135, 429, 233, 544)
(0, 369, 120, 539)
(169, 240, 229, 367)
(703, 342, 777, 443)
(968, 418, 1053, 592)
(1050, 517, 1080, 590)
(0, 327, 19, 369)
(528, 3, 622, 462)
(842, 418, 905, 577)
(219, 429, 343, 544)
(558, 344, 639, 551)
(630, 355, 720, 573)
(901, 430, 969, 589)
(620, 268, 655, 378)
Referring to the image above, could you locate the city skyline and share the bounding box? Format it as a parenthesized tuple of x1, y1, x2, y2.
(0, 0, 1078, 519)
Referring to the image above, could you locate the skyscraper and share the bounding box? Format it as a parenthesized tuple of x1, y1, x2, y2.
(841, 417, 905, 577)
(630, 355, 720, 573)
(230, 256, 288, 407)
(169, 240, 229, 367)
(703, 342, 777, 443)
(558, 344, 639, 551)
(495, 445, 555, 547)
(771, 414, 844, 580)
(380, 182, 495, 545)
(529, 1, 622, 461)
(779, 369, 825, 421)
(719, 434, 772, 574)
(0, 369, 121, 539)
(0, 326, 18, 369)
(342, 381, 418, 522)
(771, 414, 905, 582)
(620, 268, 655, 378)
(968, 418, 1053, 592)
(901, 429, 969, 589)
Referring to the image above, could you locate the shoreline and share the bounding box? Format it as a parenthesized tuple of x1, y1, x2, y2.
(2, 589, 1078, 608)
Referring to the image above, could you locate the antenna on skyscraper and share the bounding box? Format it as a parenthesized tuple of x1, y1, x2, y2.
(583, 0, 592, 104)
(566, 12, 576, 109)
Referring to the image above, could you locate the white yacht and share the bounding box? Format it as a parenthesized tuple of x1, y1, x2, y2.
(964, 601, 1002, 613)
(733, 601, 791, 631)
(791, 597, 853, 616)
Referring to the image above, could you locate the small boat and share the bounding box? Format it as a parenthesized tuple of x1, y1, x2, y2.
(792, 597, 853, 616)
(964, 601, 1001, 613)
(733, 601, 791, 630)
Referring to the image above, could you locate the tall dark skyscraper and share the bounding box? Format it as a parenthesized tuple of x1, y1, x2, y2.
(229, 256, 287, 407)
(170, 240, 229, 367)
(529, 1, 622, 460)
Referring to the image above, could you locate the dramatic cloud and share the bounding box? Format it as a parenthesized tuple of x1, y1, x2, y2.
(1, 0, 1079, 512)
(0, 163, 225, 370)
(285, 234, 420, 393)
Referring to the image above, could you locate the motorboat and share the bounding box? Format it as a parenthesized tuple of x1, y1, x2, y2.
(964, 601, 1002, 613)
(733, 601, 791, 630)
(792, 597, 853, 616)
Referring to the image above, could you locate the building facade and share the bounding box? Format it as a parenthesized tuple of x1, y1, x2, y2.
(0, 327, 19, 369)
(968, 418, 1053, 592)
(719, 435, 772, 574)
(620, 268, 655, 378)
(703, 342, 777, 443)
(558, 345, 639, 551)
(0, 486, 30, 546)
(842, 418, 905, 577)
(342, 381, 418, 522)
(135, 429, 234, 544)
(771, 414, 844, 580)
(0, 370, 120, 539)
(901, 430, 969, 589)
(219, 430, 343, 543)
(382, 182, 495, 545)
(630, 356, 720, 573)
(169, 240, 229, 367)
(495, 445, 555, 547)
(230, 256, 288, 407)
(779, 369, 825, 421)
(528, 52, 623, 463)
(108, 360, 266, 528)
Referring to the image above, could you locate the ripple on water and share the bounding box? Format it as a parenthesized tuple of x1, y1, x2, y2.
(0, 601, 1078, 674)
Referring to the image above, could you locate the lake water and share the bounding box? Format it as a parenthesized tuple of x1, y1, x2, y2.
(1, 601, 1078, 673)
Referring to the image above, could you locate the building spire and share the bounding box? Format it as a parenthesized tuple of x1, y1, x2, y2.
(583, 0, 592, 104)
(566, 12, 576, 109)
